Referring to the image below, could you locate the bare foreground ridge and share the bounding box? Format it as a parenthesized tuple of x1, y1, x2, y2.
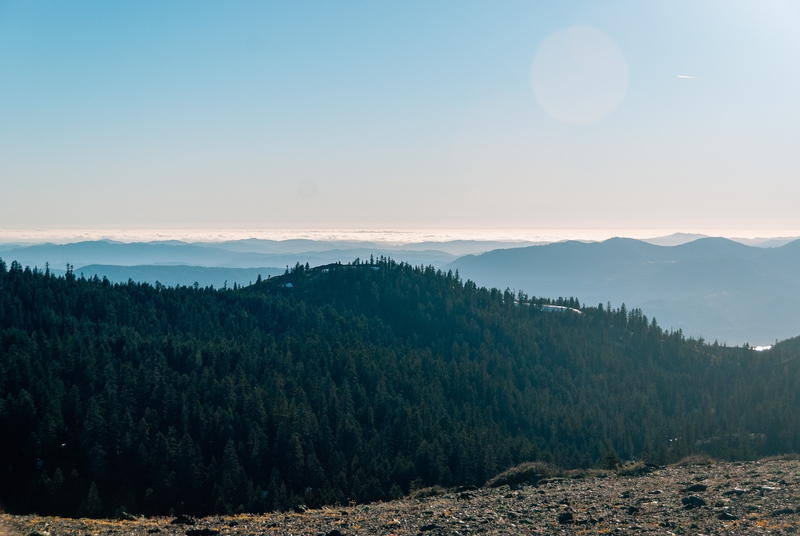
(3, 458, 800, 535)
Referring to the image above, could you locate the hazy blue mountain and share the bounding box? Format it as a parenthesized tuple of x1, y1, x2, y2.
(76, 264, 285, 288)
(194, 238, 390, 254)
(445, 237, 800, 346)
(642, 233, 799, 248)
(0, 243, 33, 252)
(391, 240, 544, 255)
(0, 240, 457, 270)
(642, 233, 709, 246)
(2, 241, 261, 268)
(733, 236, 800, 248)
(201, 238, 542, 256)
(0, 238, 557, 270)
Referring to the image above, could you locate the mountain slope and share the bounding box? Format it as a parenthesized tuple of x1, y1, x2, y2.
(445, 238, 800, 344)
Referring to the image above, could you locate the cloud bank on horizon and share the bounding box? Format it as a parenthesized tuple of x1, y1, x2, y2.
(0, 1, 798, 232)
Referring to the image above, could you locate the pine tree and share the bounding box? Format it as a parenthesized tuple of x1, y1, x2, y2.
(82, 482, 103, 518)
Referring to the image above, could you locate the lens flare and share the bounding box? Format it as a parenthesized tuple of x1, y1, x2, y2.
(531, 26, 629, 124)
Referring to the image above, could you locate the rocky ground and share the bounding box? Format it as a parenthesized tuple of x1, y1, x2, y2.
(3, 457, 800, 535)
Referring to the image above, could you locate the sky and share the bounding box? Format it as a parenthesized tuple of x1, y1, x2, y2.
(1, 1, 799, 238)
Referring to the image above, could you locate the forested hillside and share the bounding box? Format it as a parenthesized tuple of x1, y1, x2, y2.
(1, 257, 799, 519)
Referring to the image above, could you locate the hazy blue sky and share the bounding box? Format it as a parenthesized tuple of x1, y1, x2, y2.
(1, 1, 798, 233)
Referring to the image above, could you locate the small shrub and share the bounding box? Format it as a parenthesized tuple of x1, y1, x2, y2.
(602, 451, 622, 470)
(616, 461, 650, 477)
(389, 483, 404, 501)
(486, 462, 564, 488)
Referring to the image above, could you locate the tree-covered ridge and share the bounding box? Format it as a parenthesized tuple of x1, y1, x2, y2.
(1, 257, 798, 518)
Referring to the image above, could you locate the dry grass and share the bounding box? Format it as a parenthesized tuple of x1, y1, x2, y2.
(409, 485, 448, 499)
(674, 453, 717, 466)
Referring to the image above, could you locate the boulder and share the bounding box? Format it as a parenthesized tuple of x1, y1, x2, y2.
(681, 484, 708, 492)
(681, 496, 706, 508)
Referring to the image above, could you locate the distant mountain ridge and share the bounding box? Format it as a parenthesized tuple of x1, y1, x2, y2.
(445, 237, 800, 346)
(3, 236, 800, 344)
(640, 233, 799, 247)
(0, 240, 459, 270)
(0, 238, 549, 288)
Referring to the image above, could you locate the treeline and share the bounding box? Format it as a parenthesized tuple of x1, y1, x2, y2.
(1, 257, 799, 518)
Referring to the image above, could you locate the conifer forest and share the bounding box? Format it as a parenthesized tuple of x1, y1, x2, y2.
(1, 257, 799, 517)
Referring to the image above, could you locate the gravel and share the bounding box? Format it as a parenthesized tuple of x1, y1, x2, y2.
(3, 458, 800, 535)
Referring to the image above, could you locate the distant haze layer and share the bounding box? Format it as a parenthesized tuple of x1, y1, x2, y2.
(1, 228, 798, 247)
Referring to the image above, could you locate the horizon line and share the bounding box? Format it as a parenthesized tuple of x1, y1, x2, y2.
(1, 228, 799, 246)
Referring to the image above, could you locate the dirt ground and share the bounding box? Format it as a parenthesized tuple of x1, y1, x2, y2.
(3, 457, 800, 535)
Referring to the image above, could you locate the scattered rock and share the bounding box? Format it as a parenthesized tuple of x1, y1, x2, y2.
(557, 512, 574, 524)
(681, 495, 706, 508)
(722, 488, 748, 496)
(771, 507, 796, 516)
(185, 530, 219, 536)
(8, 458, 800, 535)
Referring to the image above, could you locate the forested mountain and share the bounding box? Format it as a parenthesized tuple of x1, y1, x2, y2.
(1, 256, 800, 519)
(446, 237, 800, 345)
(0, 239, 544, 289)
(9, 237, 800, 344)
